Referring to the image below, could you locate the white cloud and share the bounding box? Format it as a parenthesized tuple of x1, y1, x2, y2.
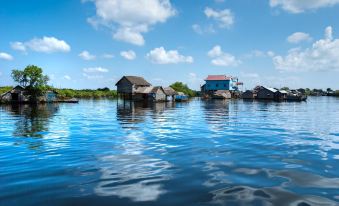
(0, 52, 14, 61)
(267, 51, 275, 57)
(83, 67, 109, 73)
(207, 45, 240, 67)
(192, 24, 215, 35)
(273, 26, 339, 72)
(63, 75, 71, 80)
(120, 50, 136, 60)
(79, 50, 96, 60)
(204, 7, 234, 28)
(287, 32, 312, 43)
(102, 53, 114, 59)
(85, 0, 176, 46)
(146, 47, 193, 64)
(83, 73, 104, 80)
(10, 42, 26, 52)
(11, 37, 70, 53)
(269, 0, 339, 13)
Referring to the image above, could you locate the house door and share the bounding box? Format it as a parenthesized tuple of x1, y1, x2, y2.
(11, 93, 19, 101)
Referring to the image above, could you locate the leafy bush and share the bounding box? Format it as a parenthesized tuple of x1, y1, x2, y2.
(170, 82, 197, 97)
(55, 88, 117, 99)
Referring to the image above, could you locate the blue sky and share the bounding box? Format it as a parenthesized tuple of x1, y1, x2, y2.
(1, 0, 339, 90)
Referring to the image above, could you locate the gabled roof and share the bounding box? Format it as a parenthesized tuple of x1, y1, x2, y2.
(135, 86, 154, 94)
(1, 85, 25, 96)
(115, 76, 151, 86)
(151, 86, 165, 94)
(163, 87, 177, 96)
(205, 75, 231, 81)
(262, 86, 278, 93)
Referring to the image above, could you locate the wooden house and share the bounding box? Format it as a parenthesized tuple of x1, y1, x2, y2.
(0, 86, 29, 103)
(242, 90, 255, 99)
(164, 87, 177, 101)
(44, 91, 58, 102)
(256, 86, 279, 100)
(115, 76, 152, 100)
(149, 86, 166, 102)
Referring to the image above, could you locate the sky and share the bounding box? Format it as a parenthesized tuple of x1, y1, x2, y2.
(1, 0, 339, 90)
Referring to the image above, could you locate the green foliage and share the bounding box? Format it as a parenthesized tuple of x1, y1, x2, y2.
(0, 86, 12, 95)
(55, 88, 117, 99)
(12, 65, 49, 88)
(170, 82, 197, 97)
(280, 87, 290, 91)
(11, 65, 49, 100)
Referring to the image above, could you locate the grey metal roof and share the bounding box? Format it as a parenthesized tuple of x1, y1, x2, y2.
(263, 86, 278, 93)
(116, 76, 151, 86)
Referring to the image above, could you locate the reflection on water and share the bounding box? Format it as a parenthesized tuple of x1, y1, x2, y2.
(0, 97, 339, 206)
(1, 104, 59, 150)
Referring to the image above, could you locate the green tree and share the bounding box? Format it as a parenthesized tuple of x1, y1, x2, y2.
(170, 82, 196, 97)
(280, 86, 290, 91)
(11, 65, 50, 100)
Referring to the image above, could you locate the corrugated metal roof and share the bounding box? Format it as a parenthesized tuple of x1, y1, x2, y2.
(205, 75, 231, 81)
(263, 86, 278, 93)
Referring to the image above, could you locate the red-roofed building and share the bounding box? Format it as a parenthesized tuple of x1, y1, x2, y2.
(205, 75, 231, 81)
(202, 75, 239, 92)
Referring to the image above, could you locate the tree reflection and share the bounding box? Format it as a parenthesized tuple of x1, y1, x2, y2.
(1, 104, 59, 150)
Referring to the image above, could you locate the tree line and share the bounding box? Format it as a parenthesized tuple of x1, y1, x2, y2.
(280, 87, 339, 96)
(1, 65, 199, 99)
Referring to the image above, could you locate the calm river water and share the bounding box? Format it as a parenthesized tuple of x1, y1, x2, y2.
(0, 97, 339, 206)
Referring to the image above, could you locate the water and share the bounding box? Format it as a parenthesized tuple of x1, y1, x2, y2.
(0, 97, 339, 206)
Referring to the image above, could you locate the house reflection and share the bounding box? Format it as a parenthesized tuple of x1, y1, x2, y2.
(0, 104, 59, 150)
(202, 99, 231, 132)
(116, 100, 176, 128)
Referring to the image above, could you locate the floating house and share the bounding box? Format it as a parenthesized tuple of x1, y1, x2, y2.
(164, 87, 177, 101)
(201, 75, 242, 99)
(115, 76, 178, 102)
(0, 86, 60, 103)
(0, 86, 28, 102)
(242, 86, 307, 101)
(256, 86, 279, 100)
(45, 90, 58, 102)
(241, 90, 255, 99)
(116, 76, 152, 99)
(149, 86, 167, 102)
(203, 75, 239, 92)
(175, 92, 189, 102)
